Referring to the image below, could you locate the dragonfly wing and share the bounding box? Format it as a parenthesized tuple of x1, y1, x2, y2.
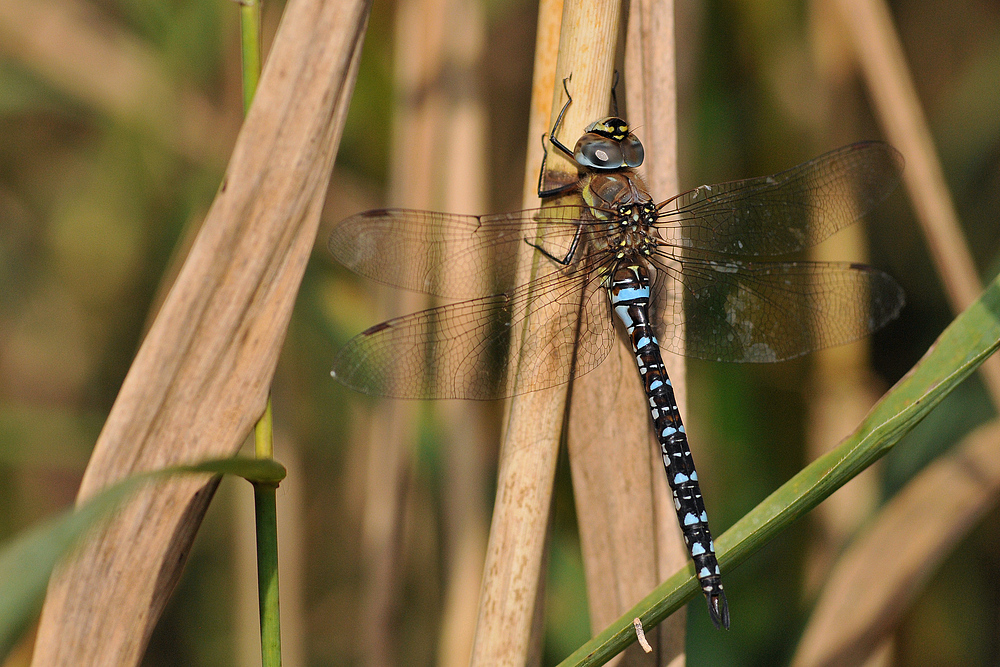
(332, 259, 614, 399)
(328, 206, 592, 298)
(332, 294, 514, 399)
(650, 255, 905, 363)
(660, 142, 903, 256)
(508, 256, 616, 393)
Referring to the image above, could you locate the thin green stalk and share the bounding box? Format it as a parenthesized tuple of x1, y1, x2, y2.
(240, 1, 281, 664)
(253, 400, 282, 667)
(253, 401, 281, 664)
(240, 0, 262, 112)
(255, 396, 274, 460)
(253, 484, 281, 664)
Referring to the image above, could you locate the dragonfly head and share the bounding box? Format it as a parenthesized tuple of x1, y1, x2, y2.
(574, 117, 645, 171)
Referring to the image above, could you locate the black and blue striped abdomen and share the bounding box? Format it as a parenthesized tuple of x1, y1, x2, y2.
(609, 262, 729, 630)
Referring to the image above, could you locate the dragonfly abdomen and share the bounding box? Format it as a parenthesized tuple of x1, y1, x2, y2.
(609, 262, 730, 630)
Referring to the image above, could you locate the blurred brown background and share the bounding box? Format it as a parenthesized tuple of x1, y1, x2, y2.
(1, 0, 998, 664)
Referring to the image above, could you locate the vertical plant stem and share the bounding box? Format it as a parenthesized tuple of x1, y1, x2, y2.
(254, 401, 282, 666)
(471, 1, 622, 664)
(254, 397, 274, 460)
(240, 0, 262, 112)
(435, 1, 490, 664)
(241, 3, 281, 664)
(565, 0, 689, 657)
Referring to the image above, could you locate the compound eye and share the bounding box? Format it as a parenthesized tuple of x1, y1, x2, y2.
(575, 135, 624, 169)
(621, 134, 644, 167)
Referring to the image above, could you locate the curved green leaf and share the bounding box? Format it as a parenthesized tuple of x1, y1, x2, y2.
(0, 456, 286, 658)
(558, 273, 1000, 666)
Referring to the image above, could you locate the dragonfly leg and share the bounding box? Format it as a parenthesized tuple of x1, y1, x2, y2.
(610, 69, 620, 116)
(524, 222, 583, 266)
(537, 134, 579, 199)
(547, 76, 576, 160)
(538, 77, 580, 198)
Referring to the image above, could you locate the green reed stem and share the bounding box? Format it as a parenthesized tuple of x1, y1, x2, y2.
(240, 2, 281, 664)
(253, 398, 281, 667)
(253, 486, 281, 665)
(240, 0, 262, 112)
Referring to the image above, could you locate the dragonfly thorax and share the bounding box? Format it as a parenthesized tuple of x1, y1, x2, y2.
(584, 172, 656, 222)
(579, 171, 661, 260)
(574, 116, 645, 171)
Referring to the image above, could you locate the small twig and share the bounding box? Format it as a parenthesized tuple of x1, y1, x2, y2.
(633, 618, 652, 653)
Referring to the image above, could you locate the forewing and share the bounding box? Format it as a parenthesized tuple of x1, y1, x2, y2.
(327, 205, 592, 298)
(650, 255, 905, 363)
(660, 142, 903, 256)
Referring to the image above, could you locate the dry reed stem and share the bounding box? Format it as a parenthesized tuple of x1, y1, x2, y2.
(792, 420, 1000, 667)
(29, 0, 372, 664)
(630, 0, 685, 601)
(355, 0, 446, 661)
(835, 0, 1000, 406)
(434, 1, 490, 664)
(628, 0, 690, 654)
(358, 0, 490, 663)
(358, 400, 416, 667)
(0, 0, 234, 164)
(471, 0, 623, 663)
(563, 0, 688, 662)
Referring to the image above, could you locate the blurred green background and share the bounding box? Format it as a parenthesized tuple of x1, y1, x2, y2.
(1, 0, 999, 664)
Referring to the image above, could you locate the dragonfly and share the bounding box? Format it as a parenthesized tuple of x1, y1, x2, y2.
(328, 88, 905, 630)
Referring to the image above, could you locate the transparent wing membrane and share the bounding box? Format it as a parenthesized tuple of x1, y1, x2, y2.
(328, 205, 593, 298)
(330, 142, 904, 400)
(331, 255, 616, 399)
(662, 142, 903, 256)
(651, 255, 905, 363)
